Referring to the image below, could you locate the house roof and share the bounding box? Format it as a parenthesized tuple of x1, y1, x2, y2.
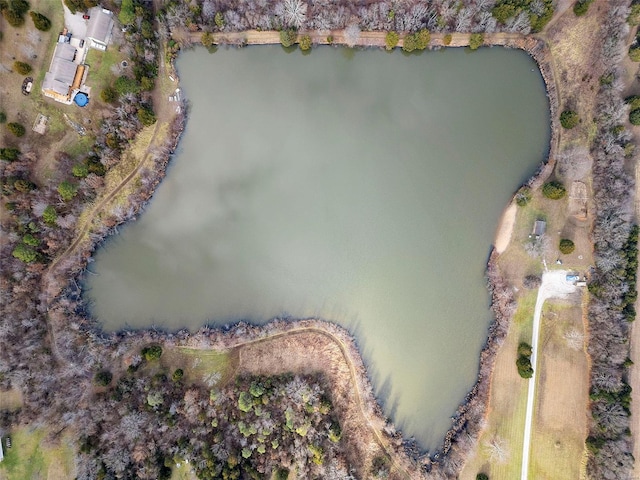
(42, 49, 79, 97)
(86, 9, 113, 45)
(55, 42, 76, 62)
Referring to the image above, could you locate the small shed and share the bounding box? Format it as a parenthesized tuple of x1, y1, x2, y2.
(532, 220, 546, 238)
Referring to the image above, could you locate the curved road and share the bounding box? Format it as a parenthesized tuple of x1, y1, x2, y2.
(520, 270, 577, 480)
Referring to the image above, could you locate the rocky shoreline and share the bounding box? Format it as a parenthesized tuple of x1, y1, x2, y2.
(44, 33, 560, 478)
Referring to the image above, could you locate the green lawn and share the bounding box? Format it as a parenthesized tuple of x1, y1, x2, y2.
(85, 48, 126, 99)
(0, 427, 75, 480)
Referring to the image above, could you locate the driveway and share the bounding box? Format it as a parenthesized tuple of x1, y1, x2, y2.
(520, 269, 578, 480)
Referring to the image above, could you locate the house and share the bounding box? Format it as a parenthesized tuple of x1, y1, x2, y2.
(531, 220, 546, 238)
(42, 42, 80, 104)
(86, 8, 114, 51)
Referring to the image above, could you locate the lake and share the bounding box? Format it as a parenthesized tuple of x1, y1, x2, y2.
(85, 45, 549, 450)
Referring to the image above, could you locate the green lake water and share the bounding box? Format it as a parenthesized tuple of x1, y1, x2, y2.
(85, 45, 549, 450)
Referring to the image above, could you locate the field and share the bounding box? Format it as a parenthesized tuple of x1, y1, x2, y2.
(0, 428, 76, 480)
(459, 292, 534, 479)
(529, 300, 589, 479)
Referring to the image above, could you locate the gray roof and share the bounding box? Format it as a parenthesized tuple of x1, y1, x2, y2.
(56, 42, 76, 62)
(533, 220, 547, 236)
(86, 9, 113, 44)
(43, 53, 78, 95)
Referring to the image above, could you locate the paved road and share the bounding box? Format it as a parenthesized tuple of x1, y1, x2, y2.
(520, 270, 577, 480)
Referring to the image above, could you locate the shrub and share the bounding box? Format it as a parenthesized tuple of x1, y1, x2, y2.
(142, 344, 162, 361)
(629, 4, 640, 25)
(630, 108, 640, 125)
(12, 243, 37, 263)
(201, 32, 214, 47)
(518, 342, 532, 357)
(298, 34, 312, 51)
(0, 111, 6, 123)
(119, 0, 135, 25)
(13, 61, 33, 75)
(516, 354, 534, 378)
(559, 238, 575, 254)
(63, 0, 98, 14)
(385, 31, 399, 50)
(542, 181, 566, 199)
(402, 33, 417, 52)
(469, 33, 483, 50)
(476, 474, 489, 480)
(280, 29, 297, 48)
(13, 60, 31, 74)
(42, 205, 57, 225)
(515, 187, 531, 206)
(94, 370, 113, 386)
(214, 11, 224, 29)
(137, 106, 156, 126)
(22, 233, 39, 246)
(100, 86, 118, 103)
(0, 147, 20, 161)
(238, 391, 253, 412)
(7, 122, 25, 137)
(29, 11, 51, 31)
(523, 275, 542, 289)
(1, 0, 30, 27)
(57, 181, 78, 201)
(560, 110, 579, 129)
(630, 46, 640, 62)
(72, 164, 89, 178)
(114, 75, 140, 95)
(172, 369, 184, 381)
(443, 33, 452, 45)
(573, 0, 592, 16)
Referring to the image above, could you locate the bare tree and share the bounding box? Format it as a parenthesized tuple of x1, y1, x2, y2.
(344, 22, 361, 47)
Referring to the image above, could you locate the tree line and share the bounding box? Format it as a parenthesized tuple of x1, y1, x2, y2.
(584, 3, 637, 479)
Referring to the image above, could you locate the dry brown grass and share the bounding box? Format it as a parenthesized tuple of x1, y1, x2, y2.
(529, 300, 589, 480)
(459, 293, 536, 479)
(0, 388, 22, 411)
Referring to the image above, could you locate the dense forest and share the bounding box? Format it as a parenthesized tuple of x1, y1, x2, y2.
(584, 3, 637, 478)
(160, 0, 554, 36)
(1, 0, 639, 479)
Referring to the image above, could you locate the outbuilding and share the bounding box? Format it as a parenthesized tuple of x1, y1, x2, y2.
(86, 8, 114, 51)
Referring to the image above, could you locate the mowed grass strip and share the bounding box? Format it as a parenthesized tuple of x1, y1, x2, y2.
(160, 347, 237, 387)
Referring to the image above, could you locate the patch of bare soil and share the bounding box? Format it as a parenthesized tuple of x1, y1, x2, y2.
(568, 181, 588, 219)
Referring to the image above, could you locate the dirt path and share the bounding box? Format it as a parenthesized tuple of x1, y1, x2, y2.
(185, 28, 525, 49)
(237, 327, 414, 479)
(520, 270, 578, 480)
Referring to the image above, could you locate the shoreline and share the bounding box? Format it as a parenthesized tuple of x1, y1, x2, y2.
(43, 32, 561, 478)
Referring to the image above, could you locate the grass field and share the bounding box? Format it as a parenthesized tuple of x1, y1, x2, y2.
(0, 428, 76, 480)
(460, 294, 534, 479)
(529, 300, 588, 480)
(161, 347, 237, 387)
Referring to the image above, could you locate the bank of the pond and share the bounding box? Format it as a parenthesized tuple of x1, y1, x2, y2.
(45, 33, 559, 478)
